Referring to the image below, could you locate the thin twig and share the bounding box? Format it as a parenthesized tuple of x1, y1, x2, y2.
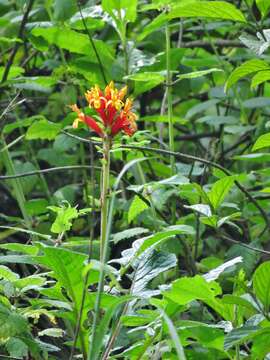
(77, 1, 107, 84)
(221, 235, 270, 256)
(1, 0, 35, 83)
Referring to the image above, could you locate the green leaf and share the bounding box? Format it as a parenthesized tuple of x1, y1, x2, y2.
(125, 72, 165, 96)
(224, 326, 264, 350)
(208, 176, 236, 211)
(253, 261, 270, 312)
(0, 265, 19, 281)
(6, 337, 28, 359)
(225, 59, 270, 91)
(256, 0, 270, 17)
(112, 227, 150, 244)
(54, 0, 76, 21)
(132, 250, 177, 297)
(89, 295, 132, 360)
(0, 66, 24, 81)
(48, 203, 79, 233)
(168, 1, 247, 23)
(26, 119, 62, 141)
(177, 68, 223, 80)
(0, 304, 29, 340)
(31, 27, 114, 65)
(102, 0, 137, 22)
(25, 199, 49, 216)
(251, 70, 270, 88)
(164, 275, 221, 305)
(252, 133, 270, 151)
(128, 195, 149, 223)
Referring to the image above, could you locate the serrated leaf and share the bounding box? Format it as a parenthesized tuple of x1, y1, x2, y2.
(252, 133, 270, 151)
(128, 196, 149, 223)
(225, 59, 270, 91)
(48, 204, 79, 234)
(26, 119, 62, 141)
(253, 261, 270, 312)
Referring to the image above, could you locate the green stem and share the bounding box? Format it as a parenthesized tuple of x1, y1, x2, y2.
(166, 22, 175, 175)
(1, 136, 31, 229)
(100, 136, 111, 260)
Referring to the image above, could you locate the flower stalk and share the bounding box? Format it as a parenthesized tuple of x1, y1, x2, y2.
(100, 135, 111, 260)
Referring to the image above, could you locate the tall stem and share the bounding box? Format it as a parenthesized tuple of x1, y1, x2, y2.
(100, 136, 111, 260)
(166, 23, 175, 175)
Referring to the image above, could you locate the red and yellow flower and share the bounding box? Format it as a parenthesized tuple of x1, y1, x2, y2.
(70, 82, 137, 138)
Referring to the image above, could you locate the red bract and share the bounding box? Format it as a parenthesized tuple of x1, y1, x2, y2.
(70, 82, 137, 138)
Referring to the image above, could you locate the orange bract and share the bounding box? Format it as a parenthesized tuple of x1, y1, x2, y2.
(70, 82, 137, 138)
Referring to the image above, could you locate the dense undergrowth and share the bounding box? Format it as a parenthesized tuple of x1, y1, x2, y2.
(1, 0, 270, 359)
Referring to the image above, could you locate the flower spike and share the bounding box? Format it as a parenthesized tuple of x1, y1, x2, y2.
(70, 82, 137, 138)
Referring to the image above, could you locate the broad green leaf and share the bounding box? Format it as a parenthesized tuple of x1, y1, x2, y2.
(256, 0, 270, 17)
(253, 261, 270, 312)
(164, 275, 221, 306)
(31, 27, 114, 64)
(251, 70, 270, 88)
(54, 0, 76, 21)
(225, 59, 270, 91)
(177, 68, 223, 80)
(252, 133, 270, 151)
(168, 1, 247, 23)
(208, 176, 236, 211)
(128, 195, 149, 223)
(26, 119, 62, 141)
(163, 275, 232, 320)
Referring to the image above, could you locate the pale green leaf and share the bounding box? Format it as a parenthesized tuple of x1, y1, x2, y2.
(251, 70, 270, 88)
(177, 68, 223, 80)
(252, 133, 270, 151)
(225, 59, 270, 92)
(128, 195, 149, 223)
